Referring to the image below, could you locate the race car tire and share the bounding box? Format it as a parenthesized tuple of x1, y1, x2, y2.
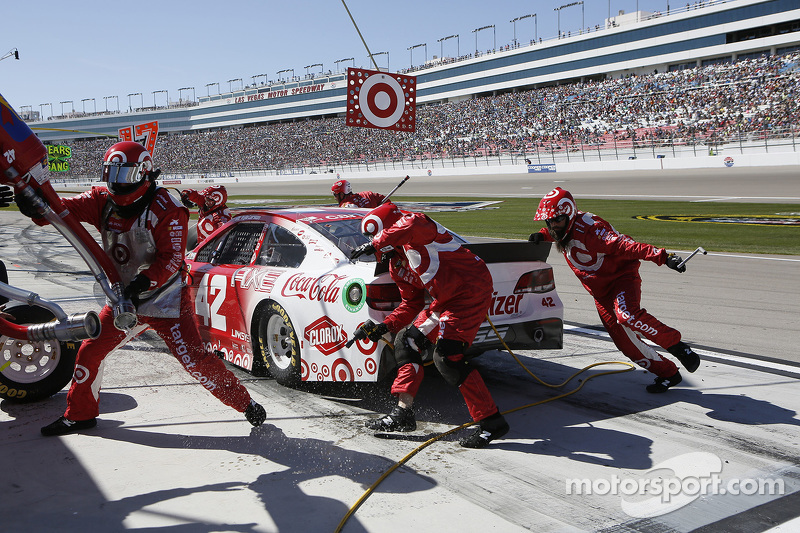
(254, 301, 301, 387)
(0, 305, 79, 403)
(186, 224, 198, 251)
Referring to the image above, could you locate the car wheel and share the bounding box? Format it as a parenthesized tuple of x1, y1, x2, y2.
(0, 305, 79, 403)
(255, 301, 300, 387)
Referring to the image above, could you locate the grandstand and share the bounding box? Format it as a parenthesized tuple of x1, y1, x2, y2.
(22, 0, 800, 179)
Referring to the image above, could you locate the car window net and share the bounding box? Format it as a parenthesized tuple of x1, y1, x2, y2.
(213, 222, 265, 265)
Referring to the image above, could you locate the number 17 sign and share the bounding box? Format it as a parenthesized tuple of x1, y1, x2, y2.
(346, 69, 416, 132)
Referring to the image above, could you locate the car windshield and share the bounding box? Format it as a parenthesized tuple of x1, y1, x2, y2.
(308, 218, 374, 260)
(307, 215, 469, 261)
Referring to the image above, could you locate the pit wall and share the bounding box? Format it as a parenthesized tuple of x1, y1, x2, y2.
(50, 151, 800, 189)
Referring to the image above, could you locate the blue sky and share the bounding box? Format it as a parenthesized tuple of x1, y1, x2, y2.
(2, 0, 671, 118)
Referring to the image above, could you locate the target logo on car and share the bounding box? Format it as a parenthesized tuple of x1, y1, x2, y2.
(346, 68, 416, 132)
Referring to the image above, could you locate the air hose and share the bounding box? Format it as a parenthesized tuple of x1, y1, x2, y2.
(334, 316, 635, 533)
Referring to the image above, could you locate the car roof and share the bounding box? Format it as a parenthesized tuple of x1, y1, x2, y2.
(232, 205, 369, 224)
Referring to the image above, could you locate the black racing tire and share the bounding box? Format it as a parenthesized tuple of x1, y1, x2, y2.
(254, 301, 301, 387)
(186, 224, 198, 251)
(0, 305, 80, 403)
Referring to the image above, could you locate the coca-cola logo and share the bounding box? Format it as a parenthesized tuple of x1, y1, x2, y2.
(281, 273, 346, 303)
(304, 316, 346, 355)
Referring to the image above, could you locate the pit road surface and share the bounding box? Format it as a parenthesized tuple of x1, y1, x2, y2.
(2, 167, 799, 532)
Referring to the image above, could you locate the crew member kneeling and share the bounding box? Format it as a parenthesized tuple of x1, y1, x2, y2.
(351, 203, 508, 448)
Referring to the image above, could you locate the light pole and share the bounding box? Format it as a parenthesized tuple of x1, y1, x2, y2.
(437, 35, 459, 59)
(371, 52, 388, 71)
(178, 86, 195, 103)
(19, 105, 32, 120)
(252, 74, 268, 86)
(472, 25, 495, 56)
(334, 58, 354, 73)
(59, 100, 73, 116)
(81, 98, 96, 114)
(39, 103, 52, 120)
(276, 69, 294, 82)
(104, 95, 119, 112)
(555, 2, 584, 37)
(205, 82, 219, 97)
(407, 43, 426, 68)
(304, 63, 323, 77)
(127, 92, 142, 111)
(152, 90, 168, 108)
(227, 78, 242, 92)
(0, 48, 19, 62)
(511, 14, 537, 46)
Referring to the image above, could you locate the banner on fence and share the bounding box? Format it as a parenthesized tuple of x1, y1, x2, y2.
(528, 164, 557, 173)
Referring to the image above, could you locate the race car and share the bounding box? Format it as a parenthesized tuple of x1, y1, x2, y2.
(184, 206, 563, 387)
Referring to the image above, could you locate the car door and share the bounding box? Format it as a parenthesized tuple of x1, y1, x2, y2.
(189, 220, 267, 370)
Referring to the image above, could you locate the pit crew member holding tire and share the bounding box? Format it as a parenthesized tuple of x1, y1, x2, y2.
(332, 179, 385, 208)
(180, 185, 232, 245)
(529, 187, 701, 393)
(16, 141, 265, 436)
(351, 202, 509, 448)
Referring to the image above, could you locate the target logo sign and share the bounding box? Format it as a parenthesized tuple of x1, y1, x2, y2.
(346, 68, 416, 132)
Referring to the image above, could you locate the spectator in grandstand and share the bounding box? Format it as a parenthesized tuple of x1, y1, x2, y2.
(180, 185, 232, 244)
(16, 141, 266, 436)
(331, 179, 385, 208)
(529, 187, 701, 393)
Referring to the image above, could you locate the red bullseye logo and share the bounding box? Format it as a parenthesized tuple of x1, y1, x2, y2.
(346, 68, 416, 132)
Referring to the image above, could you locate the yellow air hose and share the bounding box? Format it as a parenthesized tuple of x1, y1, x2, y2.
(335, 316, 635, 533)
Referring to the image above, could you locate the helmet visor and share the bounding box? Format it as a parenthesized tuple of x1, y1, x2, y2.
(103, 162, 146, 184)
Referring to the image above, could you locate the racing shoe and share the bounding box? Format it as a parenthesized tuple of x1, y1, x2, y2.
(366, 406, 416, 432)
(459, 412, 509, 449)
(40, 416, 97, 436)
(245, 400, 266, 427)
(646, 371, 682, 393)
(667, 341, 701, 373)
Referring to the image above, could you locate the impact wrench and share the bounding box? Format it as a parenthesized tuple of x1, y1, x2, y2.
(677, 246, 707, 270)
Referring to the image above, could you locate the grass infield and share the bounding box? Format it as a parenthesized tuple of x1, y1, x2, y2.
(229, 196, 800, 256)
(7, 195, 797, 256)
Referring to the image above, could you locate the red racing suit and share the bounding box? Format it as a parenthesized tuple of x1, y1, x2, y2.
(45, 186, 252, 420)
(534, 211, 681, 377)
(183, 188, 232, 244)
(339, 191, 385, 208)
(374, 212, 500, 421)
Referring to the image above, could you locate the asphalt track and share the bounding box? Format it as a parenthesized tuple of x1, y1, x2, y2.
(2, 166, 799, 532)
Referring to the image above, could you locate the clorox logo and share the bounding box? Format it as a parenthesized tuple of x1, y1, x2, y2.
(304, 316, 346, 355)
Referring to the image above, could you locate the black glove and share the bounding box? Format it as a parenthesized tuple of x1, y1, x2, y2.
(403, 325, 431, 353)
(665, 253, 686, 273)
(0, 186, 13, 209)
(528, 232, 544, 244)
(124, 273, 152, 300)
(357, 319, 389, 342)
(180, 191, 196, 208)
(350, 242, 375, 260)
(14, 191, 46, 219)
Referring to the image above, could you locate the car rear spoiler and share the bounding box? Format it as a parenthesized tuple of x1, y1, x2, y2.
(462, 241, 552, 264)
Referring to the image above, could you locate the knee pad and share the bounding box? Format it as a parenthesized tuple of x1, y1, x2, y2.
(433, 338, 470, 387)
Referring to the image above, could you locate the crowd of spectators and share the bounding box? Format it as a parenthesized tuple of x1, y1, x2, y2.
(57, 52, 799, 179)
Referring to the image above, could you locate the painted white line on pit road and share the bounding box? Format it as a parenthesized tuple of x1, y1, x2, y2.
(565, 324, 800, 378)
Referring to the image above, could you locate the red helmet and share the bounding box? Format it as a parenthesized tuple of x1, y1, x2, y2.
(331, 179, 352, 196)
(201, 185, 227, 210)
(361, 202, 402, 238)
(102, 141, 154, 206)
(534, 187, 577, 223)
